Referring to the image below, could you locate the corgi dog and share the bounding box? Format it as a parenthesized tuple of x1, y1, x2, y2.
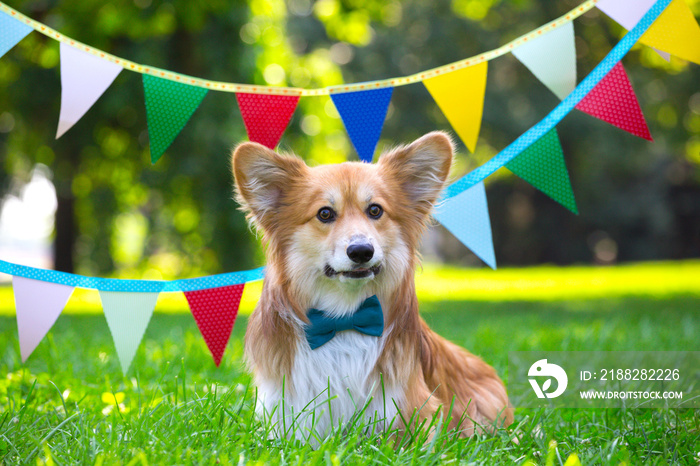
(232, 131, 513, 443)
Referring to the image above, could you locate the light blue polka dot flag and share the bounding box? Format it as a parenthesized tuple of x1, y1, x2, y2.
(434, 181, 496, 269)
(0, 10, 32, 59)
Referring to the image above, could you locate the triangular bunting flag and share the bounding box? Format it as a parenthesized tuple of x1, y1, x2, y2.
(56, 43, 123, 138)
(575, 62, 652, 141)
(143, 74, 208, 164)
(639, 0, 700, 65)
(505, 128, 578, 214)
(99, 291, 159, 374)
(13, 276, 74, 362)
(236, 93, 300, 149)
(183, 284, 245, 367)
(331, 87, 393, 163)
(0, 11, 32, 59)
(423, 61, 488, 153)
(434, 182, 496, 269)
(596, 0, 671, 61)
(512, 22, 576, 100)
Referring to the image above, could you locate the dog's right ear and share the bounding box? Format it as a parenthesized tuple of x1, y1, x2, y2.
(232, 142, 307, 227)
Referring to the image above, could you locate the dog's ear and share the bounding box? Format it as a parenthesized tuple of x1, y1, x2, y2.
(232, 142, 307, 227)
(378, 131, 453, 208)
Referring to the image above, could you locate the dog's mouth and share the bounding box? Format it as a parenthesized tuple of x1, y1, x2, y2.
(324, 264, 382, 279)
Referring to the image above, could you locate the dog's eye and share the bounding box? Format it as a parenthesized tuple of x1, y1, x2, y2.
(367, 204, 383, 219)
(317, 207, 336, 223)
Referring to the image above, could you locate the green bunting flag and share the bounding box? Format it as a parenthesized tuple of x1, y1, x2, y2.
(142, 74, 208, 164)
(505, 128, 577, 214)
(99, 290, 159, 373)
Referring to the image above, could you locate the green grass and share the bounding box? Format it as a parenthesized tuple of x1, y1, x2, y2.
(1, 262, 699, 464)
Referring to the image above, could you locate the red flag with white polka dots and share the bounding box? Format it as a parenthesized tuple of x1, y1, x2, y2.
(183, 284, 245, 366)
(236, 92, 300, 149)
(575, 62, 652, 141)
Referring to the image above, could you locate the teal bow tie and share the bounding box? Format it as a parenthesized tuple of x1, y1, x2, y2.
(305, 295, 384, 350)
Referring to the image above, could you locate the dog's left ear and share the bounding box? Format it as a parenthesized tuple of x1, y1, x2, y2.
(378, 131, 453, 208)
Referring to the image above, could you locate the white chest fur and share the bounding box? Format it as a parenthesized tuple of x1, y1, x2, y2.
(254, 327, 403, 444)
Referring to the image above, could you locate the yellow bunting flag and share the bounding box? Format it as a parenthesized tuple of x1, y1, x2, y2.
(639, 0, 700, 65)
(423, 61, 488, 153)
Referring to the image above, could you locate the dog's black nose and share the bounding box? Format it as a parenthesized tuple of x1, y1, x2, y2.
(347, 243, 374, 263)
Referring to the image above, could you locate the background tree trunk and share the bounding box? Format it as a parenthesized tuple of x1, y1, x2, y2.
(53, 183, 75, 273)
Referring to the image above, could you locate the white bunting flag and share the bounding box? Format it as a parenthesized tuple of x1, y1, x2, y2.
(14, 276, 74, 362)
(512, 22, 577, 100)
(99, 291, 159, 373)
(596, 0, 670, 61)
(56, 42, 123, 138)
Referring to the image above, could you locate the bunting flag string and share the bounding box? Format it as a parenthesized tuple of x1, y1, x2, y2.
(443, 0, 674, 201)
(1, 258, 262, 369)
(331, 87, 393, 163)
(0, 259, 264, 292)
(1, 0, 698, 371)
(99, 291, 159, 374)
(512, 21, 577, 100)
(0, 0, 600, 96)
(436, 0, 674, 262)
(57, 42, 123, 139)
(0, 0, 696, 165)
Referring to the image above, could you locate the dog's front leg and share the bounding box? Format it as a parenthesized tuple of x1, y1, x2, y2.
(397, 370, 443, 440)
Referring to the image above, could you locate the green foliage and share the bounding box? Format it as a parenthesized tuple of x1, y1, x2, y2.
(1, 294, 699, 464)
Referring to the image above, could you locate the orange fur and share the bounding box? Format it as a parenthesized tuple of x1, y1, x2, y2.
(232, 132, 513, 440)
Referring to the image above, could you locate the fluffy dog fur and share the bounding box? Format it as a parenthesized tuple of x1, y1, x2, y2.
(232, 132, 513, 443)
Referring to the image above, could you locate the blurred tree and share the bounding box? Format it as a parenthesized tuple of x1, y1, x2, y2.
(0, 0, 698, 278)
